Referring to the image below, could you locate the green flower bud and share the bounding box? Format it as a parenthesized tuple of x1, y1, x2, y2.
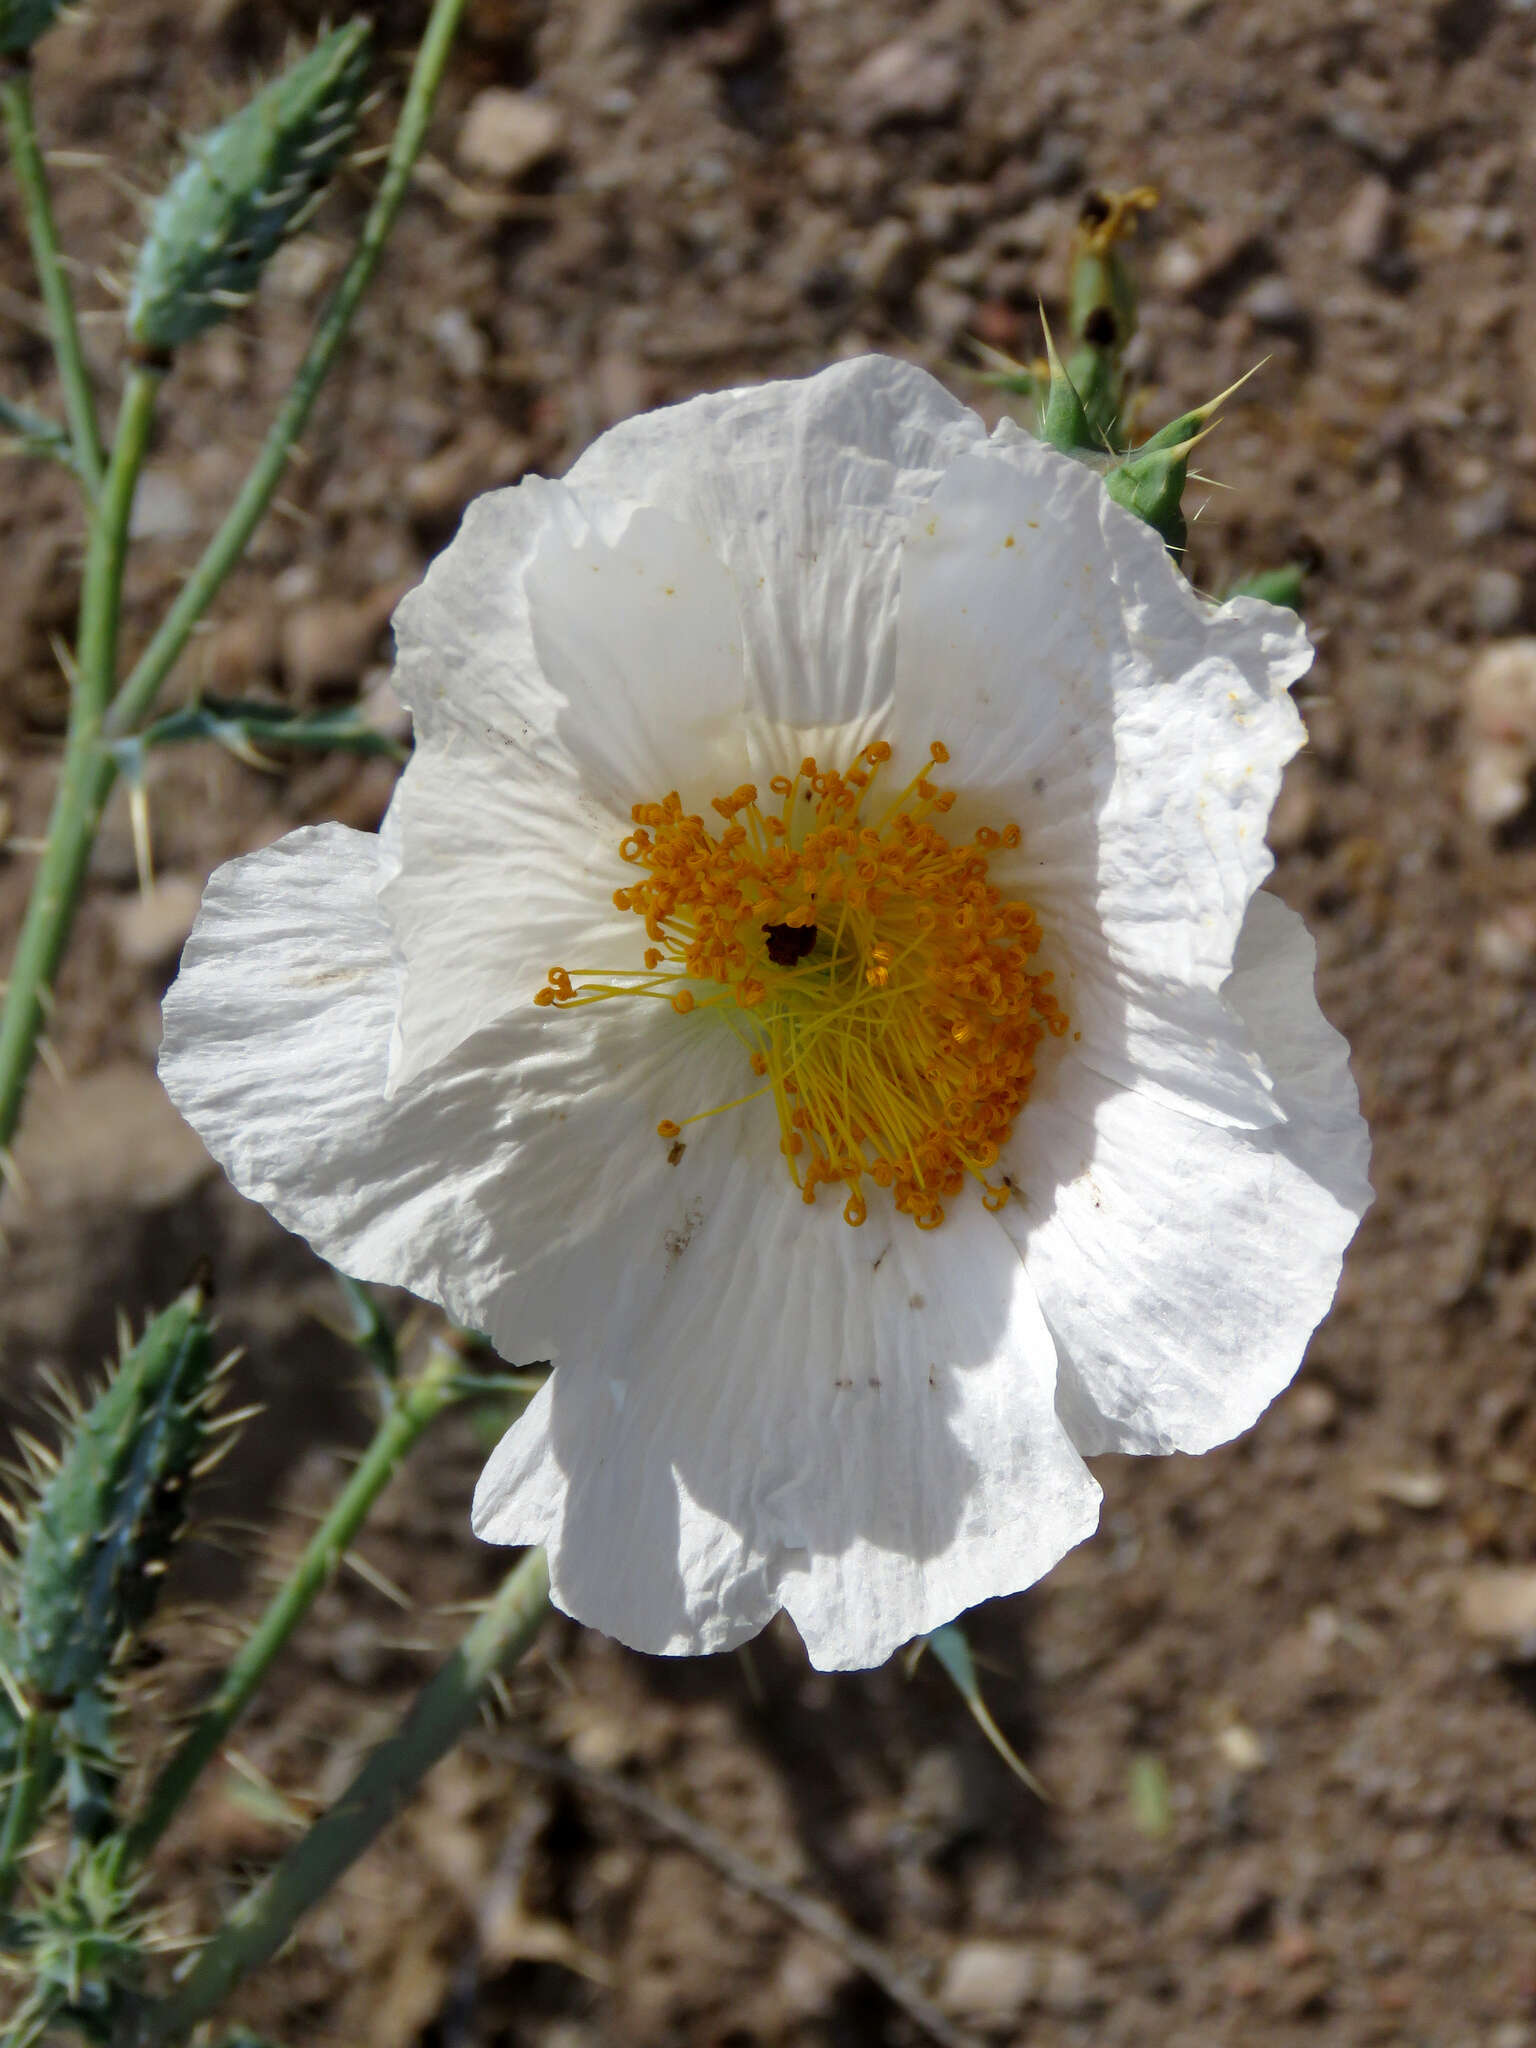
(1036, 317, 1091, 456)
(0, 0, 68, 56)
(16, 1284, 219, 1705)
(1104, 367, 1258, 551)
(126, 19, 372, 354)
(1104, 436, 1195, 551)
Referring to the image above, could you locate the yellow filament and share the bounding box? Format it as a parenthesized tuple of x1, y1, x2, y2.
(537, 741, 1065, 1229)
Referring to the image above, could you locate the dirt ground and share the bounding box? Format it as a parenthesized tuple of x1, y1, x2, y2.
(4, 0, 1536, 2042)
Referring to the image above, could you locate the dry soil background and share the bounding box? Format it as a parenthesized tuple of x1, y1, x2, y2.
(4, 1, 1536, 2043)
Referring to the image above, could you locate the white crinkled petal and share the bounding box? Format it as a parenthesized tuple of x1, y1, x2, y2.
(377, 729, 635, 1093)
(392, 355, 982, 751)
(892, 435, 1311, 1131)
(1003, 889, 1372, 1457)
(564, 354, 985, 731)
(383, 359, 987, 1078)
(157, 824, 750, 1349)
(474, 1181, 1100, 1670)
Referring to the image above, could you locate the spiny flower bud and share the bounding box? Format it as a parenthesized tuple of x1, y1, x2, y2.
(1103, 366, 1256, 551)
(126, 19, 371, 355)
(16, 1283, 220, 1706)
(0, 0, 67, 55)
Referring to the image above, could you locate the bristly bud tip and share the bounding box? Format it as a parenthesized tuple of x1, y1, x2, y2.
(15, 1284, 220, 1706)
(126, 18, 372, 354)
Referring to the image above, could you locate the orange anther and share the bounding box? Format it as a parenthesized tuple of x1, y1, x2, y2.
(657, 1119, 682, 1139)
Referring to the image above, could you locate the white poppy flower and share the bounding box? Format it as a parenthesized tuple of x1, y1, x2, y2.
(159, 355, 1372, 1672)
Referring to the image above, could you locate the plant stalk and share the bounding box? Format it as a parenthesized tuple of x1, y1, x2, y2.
(104, 0, 468, 741)
(126, 1344, 463, 1864)
(139, 1548, 551, 2044)
(0, 59, 105, 495)
(0, 0, 467, 1154)
(0, 364, 160, 1154)
(0, 1710, 56, 1915)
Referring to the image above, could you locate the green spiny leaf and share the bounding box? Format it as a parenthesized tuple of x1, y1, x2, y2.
(0, 0, 67, 55)
(16, 1284, 218, 1706)
(1222, 562, 1306, 613)
(127, 20, 372, 354)
(9, 1841, 150, 2043)
(918, 1621, 1049, 1802)
(112, 693, 407, 773)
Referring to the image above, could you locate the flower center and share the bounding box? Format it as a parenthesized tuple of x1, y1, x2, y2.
(536, 742, 1066, 1229)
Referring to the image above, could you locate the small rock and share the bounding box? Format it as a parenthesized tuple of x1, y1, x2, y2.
(1475, 905, 1536, 977)
(129, 471, 198, 542)
(1287, 1381, 1340, 1433)
(267, 236, 340, 302)
(1153, 223, 1270, 306)
(457, 88, 565, 183)
(1039, 1948, 1096, 2017)
(280, 589, 399, 697)
(197, 604, 281, 692)
(937, 1940, 1041, 2019)
(1451, 483, 1512, 543)
(854, 217, 921, 302)
(840, 36, 966, 137)
(1215, 1721, 1267, 1771)
(1471, 566, 1525, 635)
(111, 875, 204, 967)
(1361, 1468, 1447, 1510)
(915, 280, 973, 348)
(1243, 274, 1308, 333)
(1464, 638, 1536, 824)
(429, 306, 489, 381)
(329, 1619, 388, 1688)
(405, 426, 530, 521)
(1458, 1567, 1536, 1649)
(1338, 175, 1400, 270)
(1, 1060, 212, 1220)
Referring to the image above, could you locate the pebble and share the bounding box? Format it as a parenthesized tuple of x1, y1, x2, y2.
(197, 605, 281, 692)
(1471, 566, 1524, 635)
(280, 588, 400, 697)
(937, 1940, 1041, 2018)
(1450, 483, 1512, 543)
(854, 217, 921, 301)
(1457, 1567, 1536, 1649)
(840, 36, 966, 136)
(915, 279, 973, 347)
(1463, 638, 1536, 825)
(456, 89, 565, 183)
(1038, 1948, 1095, 2017)
(1474, 905, 1536, 977)
(111, 874, 205, 967)
(1287, 1381, 1340, 1433)
(1243, 274, 1308, 333)
(1338, 175, 1400, 270)
(129, 471, 198, 543)
(1, 1060, 212, 1220)
(405, 426, 529, 521)
(429, 306, 489, 381)
(1361, 1468, 1447, 1510)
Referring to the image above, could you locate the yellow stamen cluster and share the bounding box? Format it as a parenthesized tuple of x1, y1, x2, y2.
(536, 742, 1066, 1229)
